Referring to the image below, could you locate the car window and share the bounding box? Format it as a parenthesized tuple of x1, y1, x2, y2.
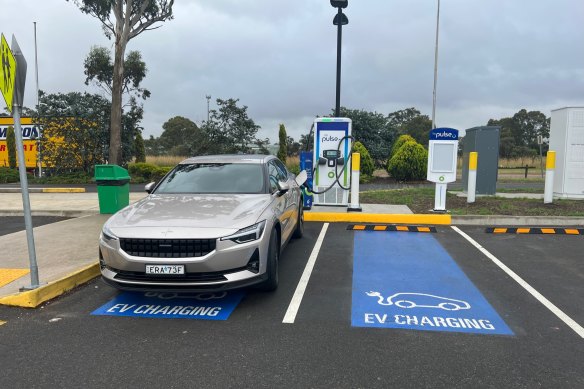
(273, 159, 288, 181)
(155, 163, 265, 194)
(267, 161, 280, 193)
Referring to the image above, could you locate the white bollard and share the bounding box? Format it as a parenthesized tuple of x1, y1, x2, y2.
(467, 152, 478, 203)
(544, 151, 555, 204)
(348, 152, 362, 212)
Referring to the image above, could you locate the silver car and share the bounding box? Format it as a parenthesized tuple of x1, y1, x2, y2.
(99, 154, 306, 292)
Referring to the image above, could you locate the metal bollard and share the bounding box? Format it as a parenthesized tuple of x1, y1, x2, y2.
(544, 151, 555, 204)
(348, 152, 362, 212)
(467, 152, 478, 203)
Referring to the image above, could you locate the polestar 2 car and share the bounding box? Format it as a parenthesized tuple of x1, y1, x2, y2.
(99, 154, 306, 292)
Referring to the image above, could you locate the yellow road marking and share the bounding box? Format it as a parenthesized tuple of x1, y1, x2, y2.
(373, 225, 386, 231)
(396, 226, 409, 231)
(493, 228, 507, 233)
(541, 228, 556, 234)
(353, 225, 366, 230)
(0, 269, 30, 288)
(42, 188, 85, 193)
(517, 228, 531, 234)
(0, 320, 6, 326)
(0, 263, 100, 308)
(305, 213, 451, 225)
(565, 229, 580, 235)
(418, 227, 431, 232)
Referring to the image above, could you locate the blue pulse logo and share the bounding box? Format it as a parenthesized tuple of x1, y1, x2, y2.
(430, 128, 458, 141)
(435, 132, 456, 139)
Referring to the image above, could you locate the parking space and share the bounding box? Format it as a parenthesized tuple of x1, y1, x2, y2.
(0, 221, 583, 387)
(453, 226, 584, 332)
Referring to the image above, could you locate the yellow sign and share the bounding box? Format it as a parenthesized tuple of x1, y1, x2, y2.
(0, 34, 16, 112)
(0, 117, 42, 168)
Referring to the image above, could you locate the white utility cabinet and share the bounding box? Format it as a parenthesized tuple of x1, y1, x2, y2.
(549, 107, 584, 199)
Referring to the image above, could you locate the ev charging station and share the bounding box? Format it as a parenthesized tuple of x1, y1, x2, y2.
(427, 128, 459, 212)
(312, 117, 352, 206)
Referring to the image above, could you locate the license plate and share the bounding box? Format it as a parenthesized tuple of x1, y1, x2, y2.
(145, 265, 185, 275)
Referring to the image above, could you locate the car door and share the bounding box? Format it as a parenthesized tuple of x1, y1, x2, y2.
(268, 160, 295, 242)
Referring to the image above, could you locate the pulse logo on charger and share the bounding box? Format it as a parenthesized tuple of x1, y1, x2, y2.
(430, 128, 458, 140)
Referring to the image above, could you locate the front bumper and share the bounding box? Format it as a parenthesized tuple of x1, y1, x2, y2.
(98, 229, 271, 292)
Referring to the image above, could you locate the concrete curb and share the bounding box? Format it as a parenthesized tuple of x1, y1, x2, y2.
(0, 210, 99, 217)
(304, 213, 584, 226)
(0, 263, 100, 308)
(304, 212, 451, 225)
(451, 215, 584, 226)
(0, 188, 86, 193)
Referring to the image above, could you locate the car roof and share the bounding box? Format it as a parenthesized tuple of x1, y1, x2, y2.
(179, 154, 275, 165)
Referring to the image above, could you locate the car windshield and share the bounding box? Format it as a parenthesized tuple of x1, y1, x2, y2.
(155, 163, 265, 194)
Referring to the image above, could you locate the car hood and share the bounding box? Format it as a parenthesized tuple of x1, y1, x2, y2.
(106, 193, 273, 239)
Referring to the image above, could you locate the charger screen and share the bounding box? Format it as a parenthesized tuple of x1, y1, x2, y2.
(323, 150, 341, 159)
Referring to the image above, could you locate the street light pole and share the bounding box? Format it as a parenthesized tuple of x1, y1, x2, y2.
(331, 0, 348, 118)
(205, 95, 211, 122)
(335, 7, 342, 117)
(34, 21, 42, 177)
(431, 0, 440, 130)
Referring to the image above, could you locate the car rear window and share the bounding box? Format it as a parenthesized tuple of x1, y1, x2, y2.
(155, 163, 265, 194)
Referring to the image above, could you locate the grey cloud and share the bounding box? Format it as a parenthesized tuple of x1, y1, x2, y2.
(3, 0, 582, 143)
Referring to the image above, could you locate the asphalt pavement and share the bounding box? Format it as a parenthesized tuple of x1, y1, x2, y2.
(0, 223, 582, 388)
(0, 185, 582, 387)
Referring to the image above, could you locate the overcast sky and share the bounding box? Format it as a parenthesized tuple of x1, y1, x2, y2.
(2, 0, 583, 142)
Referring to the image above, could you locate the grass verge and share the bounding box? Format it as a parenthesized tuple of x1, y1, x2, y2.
(360, 188, 584, 216)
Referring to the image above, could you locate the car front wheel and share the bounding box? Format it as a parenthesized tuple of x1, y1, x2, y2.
(292, 203, 304, 239)
(257, 229, 279, 291)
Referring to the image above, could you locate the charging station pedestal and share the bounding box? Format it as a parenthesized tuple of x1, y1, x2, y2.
(427, 128, 459, 212)
(299, 151, 314, 209)
(313, 118, 352, 206)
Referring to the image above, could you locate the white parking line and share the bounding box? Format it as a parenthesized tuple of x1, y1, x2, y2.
(283, 223, 329, 324)
(452, 226, 584, 339)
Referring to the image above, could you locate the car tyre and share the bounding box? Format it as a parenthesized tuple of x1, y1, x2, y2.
(292, 203, 304, 239)
(257, 229, 279, 292)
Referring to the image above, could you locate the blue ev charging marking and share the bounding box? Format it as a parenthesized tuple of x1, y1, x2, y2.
(92, 291, 244, 320)
(351, 232, 513, 335)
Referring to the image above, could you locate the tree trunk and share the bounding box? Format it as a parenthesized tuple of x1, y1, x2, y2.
(109, 24, 128, 165)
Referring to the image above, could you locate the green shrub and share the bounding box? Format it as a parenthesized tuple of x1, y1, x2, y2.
(277, 124, 287, 162)
(7, 126, 16, 168)
(389, 134, 416, 159)
(352, 141, 374, 181)
(0, 167, 19, 183)
(128, 163, 171, 183)
(134, 132, 146, 163)
(286, 161, 300, 175)
(386, 140, 428, 181)
(31, 171, 92, 184)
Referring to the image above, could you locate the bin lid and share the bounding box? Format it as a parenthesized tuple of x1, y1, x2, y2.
(94, 164, 130, 180)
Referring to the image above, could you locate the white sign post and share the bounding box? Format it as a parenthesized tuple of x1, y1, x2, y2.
(5, 34, 41, 290)
(427, 128, 459, 212)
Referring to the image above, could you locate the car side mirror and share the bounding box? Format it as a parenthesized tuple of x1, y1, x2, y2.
(145, 182, 156, 194)
(277, 181, 290, 196)
(295, 170, 308, 186)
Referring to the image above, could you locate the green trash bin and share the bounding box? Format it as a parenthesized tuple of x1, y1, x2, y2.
(94, 165, 131, 214)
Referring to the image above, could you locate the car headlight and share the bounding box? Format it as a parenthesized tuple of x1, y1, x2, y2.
(221, 220, 266, 244)
(102, 224, 118, 241)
